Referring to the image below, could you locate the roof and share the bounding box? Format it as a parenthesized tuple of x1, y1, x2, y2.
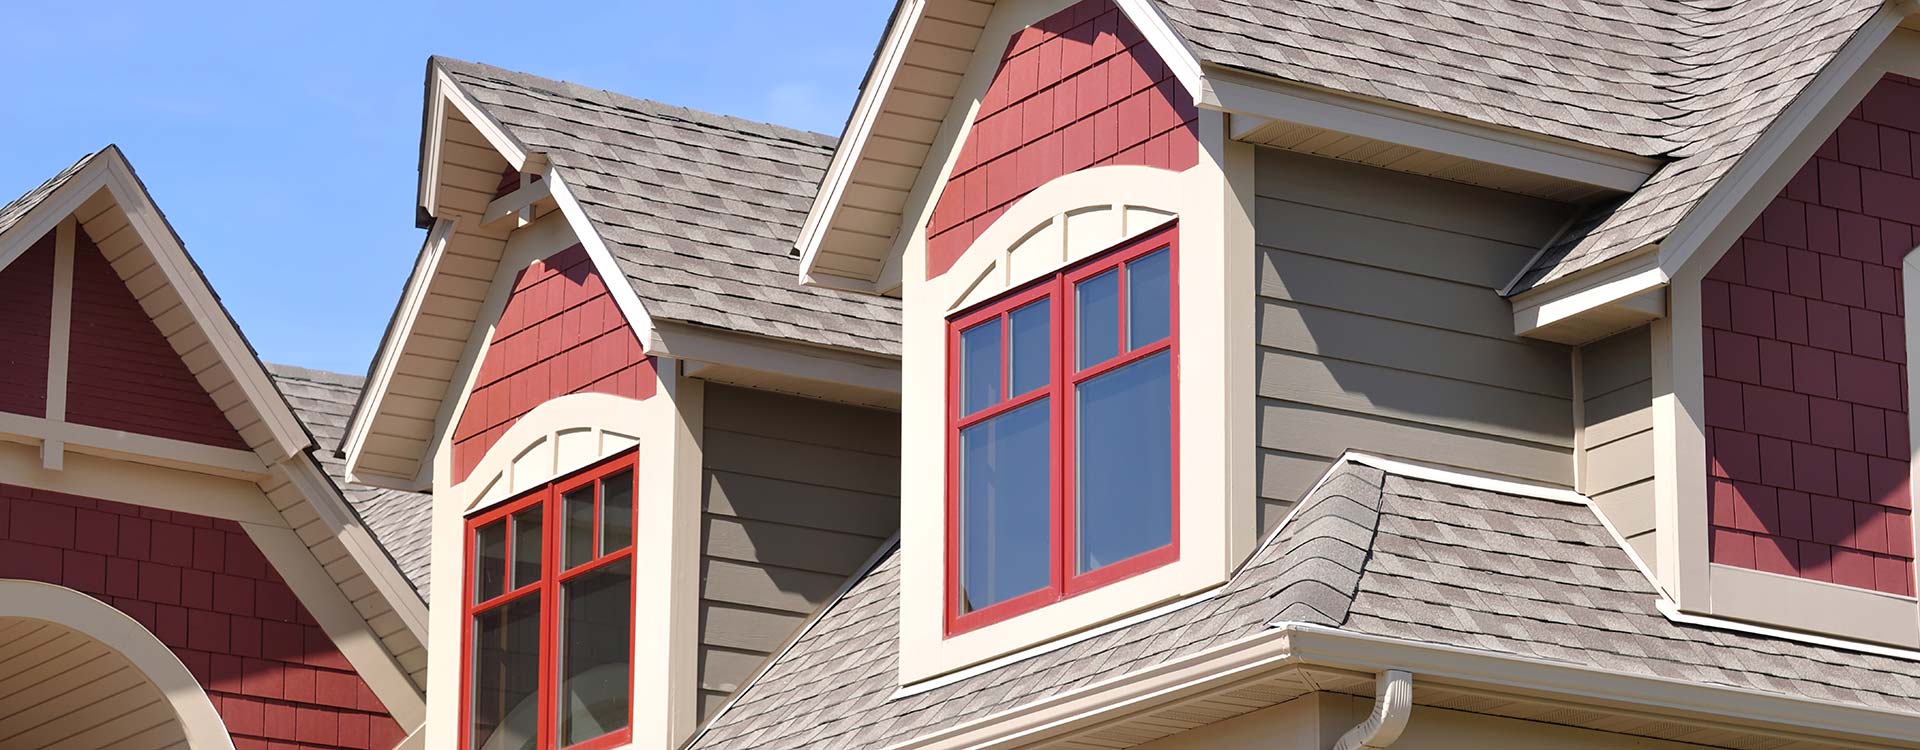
(268, 363, 434, 598)
(432, 57, 903, 356)
(0, 150, 100, 238)
(688, 458, 1920, 749)
(1148, 0, 1881, 293)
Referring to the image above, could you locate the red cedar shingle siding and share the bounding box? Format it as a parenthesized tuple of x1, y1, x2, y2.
(451, 244, 656, 484)
(1704, 74, 1919, 596)
(0, 483, 408, 750)
(925, 0, 1199, 280)
(65, 229, 249, 450)
(0, 232, 54, 416)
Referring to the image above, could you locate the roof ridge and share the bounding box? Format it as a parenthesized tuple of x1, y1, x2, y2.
(430, 55, 838, 149)
(265, 361, 367, 389)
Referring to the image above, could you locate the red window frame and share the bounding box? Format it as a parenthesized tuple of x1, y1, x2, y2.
(944, 222, 1180, 636)
(460, 449, 638, 750)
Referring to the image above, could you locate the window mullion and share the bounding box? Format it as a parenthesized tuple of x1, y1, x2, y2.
(1053, 272, 1071, 599)
(541, 486, 559, 750)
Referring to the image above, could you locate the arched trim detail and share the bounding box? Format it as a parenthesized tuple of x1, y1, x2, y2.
(452, 391, 652, 514)
(0, 579, 235, 750)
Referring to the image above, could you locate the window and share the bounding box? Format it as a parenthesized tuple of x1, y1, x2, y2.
(946, 223, 1178, 635)
(464, 451, 636, 750)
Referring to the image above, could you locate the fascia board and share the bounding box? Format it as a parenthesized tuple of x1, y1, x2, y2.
(341, 219, 454, 490)
(0, 155, 108, 275)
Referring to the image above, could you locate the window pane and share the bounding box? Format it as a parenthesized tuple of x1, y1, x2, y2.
(470, 595, 540, 750)
(564, 486, 596, 568)
(474, 520, 507, 603)
(560, 560, 632, 746)
(601, 470, 634, 553)
(510, 508, 542, 590)
(961, 318, 1003, 415)
(959, 398, 1052, 613)
(1076, 350, 1173, 573)
(1009, 300, 1051, 396)
(1127, 249, 1170, 349)
(1077, 269, 1119, 369)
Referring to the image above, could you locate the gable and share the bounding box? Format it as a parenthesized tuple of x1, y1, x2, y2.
(66, 225, 247, 450)
(925, 0, 1198, 279)
(0, 234, 53, 416)
(451, 243, 655, 483)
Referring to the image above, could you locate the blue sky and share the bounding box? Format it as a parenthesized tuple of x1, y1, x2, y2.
(0, 1, 891, 374)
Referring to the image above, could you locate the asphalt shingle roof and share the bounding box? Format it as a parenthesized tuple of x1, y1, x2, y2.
(432, 58, 903, 357)
(1148, 0, 1882, 292)
(689, 458, 1920, 749)
(268, 364, 434, 599)
(0, 149, 100, 237)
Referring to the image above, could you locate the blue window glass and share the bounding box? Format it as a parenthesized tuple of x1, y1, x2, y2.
(1076, 269, 1119, 369)
(962, 319, 1003, 416)
(1127, 249, 1170, 349)
(959, 398, 1051, 613)
(1009, 300, 1051, 396)
(1076, 350, 1173, 573)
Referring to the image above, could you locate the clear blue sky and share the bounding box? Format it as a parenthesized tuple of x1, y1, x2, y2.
(0, 1, 891, 374)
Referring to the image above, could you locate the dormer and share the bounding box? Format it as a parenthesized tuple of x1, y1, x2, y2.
(343, 60, 904, 749)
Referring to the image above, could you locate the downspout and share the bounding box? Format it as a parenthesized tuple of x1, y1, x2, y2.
(1332, 670, 1413, 750)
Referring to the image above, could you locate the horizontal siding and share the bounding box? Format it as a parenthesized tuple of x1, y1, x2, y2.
(1579, 325, 1657, 568)
(697, 385, 898, 720)
(1254, 148, 1576, 517)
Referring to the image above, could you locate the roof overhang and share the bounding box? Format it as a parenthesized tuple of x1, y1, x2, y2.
(1511, 7, 1920, 345)
(881, 625, 1920, 750)
(795, 0, 1661, 294)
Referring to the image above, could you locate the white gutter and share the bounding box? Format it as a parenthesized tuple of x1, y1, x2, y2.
(1332, 670, 1412, 750)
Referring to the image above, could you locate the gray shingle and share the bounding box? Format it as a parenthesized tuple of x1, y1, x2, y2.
(266, 364, 434, 599)
(689, 458, 1920, 749)
(432, 58, 902, 357)
(1147, 0, 1880, 294)
(0, 150, 100, 237)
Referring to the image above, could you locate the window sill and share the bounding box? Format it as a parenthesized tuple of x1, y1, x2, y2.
(1703, 563, 1920, 647)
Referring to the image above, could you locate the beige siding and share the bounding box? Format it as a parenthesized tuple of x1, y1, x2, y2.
(1579, 325, 1657, 568)
(697, 385, 899, 719)
(1254, 149, 1577, 526)
(0, 618, 190, 750)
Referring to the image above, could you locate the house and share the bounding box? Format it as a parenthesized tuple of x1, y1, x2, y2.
(15, 0, 1920, 747)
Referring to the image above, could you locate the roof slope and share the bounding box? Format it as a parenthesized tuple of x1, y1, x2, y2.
(0, 150, 100, 238)
(1149, 0, 1881, 292)
(433, 58, 903, 356)
(268, 363, 434, 598)
(689, 459, 1920, 749)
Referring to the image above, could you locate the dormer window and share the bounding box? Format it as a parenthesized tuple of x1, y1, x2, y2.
(465, 451, 637, 750)
(946, 223, 1179, 634)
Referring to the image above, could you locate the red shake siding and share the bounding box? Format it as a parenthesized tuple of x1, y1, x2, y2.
(66, 229, 248, 450)
(0, 232, 54, 416)
(0, 484, 407, 750)
(925, 0, 1199, 280)
(1703, 74, 1920, 595)
(451, 245, 656, 483)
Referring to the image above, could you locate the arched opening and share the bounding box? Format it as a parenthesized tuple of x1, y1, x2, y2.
(0, 579, 234, 750)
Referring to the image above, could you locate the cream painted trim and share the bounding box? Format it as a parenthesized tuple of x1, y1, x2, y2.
(279, 456, 429, 639)
(1706, 563, 1919, 646)
(0, 161, 110, 276)
(0, 411, 269, 479)
(652, 320, 900, 398)
(419, 65, 530, 214)
(244, 522, 426, 728)
(796, 0, 1208, 288)
(1204, 67, 1657, 193)
(650, 363, 704, 747)
(0, 441, 284, 525)
(448, 392, 650, 515)
(0, 580, 236, 750)
(1656, 598, 1920, 662)
(481, 176, 550, 227)
(344, 218, 455, 491)
(1510, 252, 1665, 336)
(898, 133, 1248, 681)
(43, 216, 75, 470)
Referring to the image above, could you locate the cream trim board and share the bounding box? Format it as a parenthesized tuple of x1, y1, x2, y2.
(1706, 564, 1919, 647)
(1204, 67, 1657, 194)
(0, 580, 236, 750)
(343, 218, 455, 491)
(45, 216, 75, 423)
(447, 392, 650, 515)
(245, 522, 426, 727)
(0, 162, 110, 276)
(419, 65, 530, 215)
(0, 411, 269, 480)
(538, 169, 655, 357)
(0, 440, 285, 526)
(278, 457, 430, 640)
(653, 321, 901, 406)
(897, 115, 1250, 681)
